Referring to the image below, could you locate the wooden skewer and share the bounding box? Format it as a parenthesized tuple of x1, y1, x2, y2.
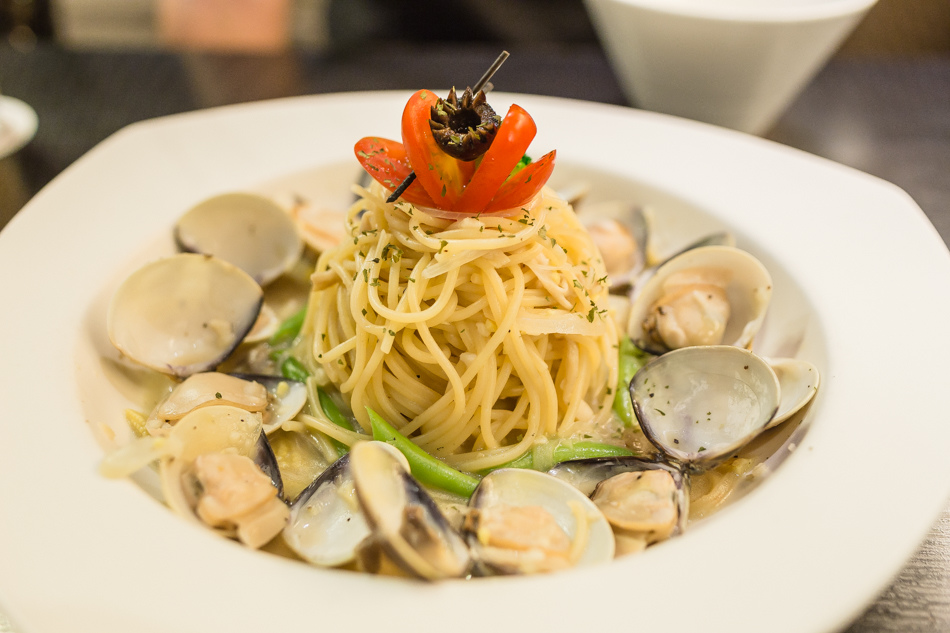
(386, 50, 510, 204)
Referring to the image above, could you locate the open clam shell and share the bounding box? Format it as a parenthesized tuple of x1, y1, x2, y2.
(283, 453, 371, 568)
(766, 357, 820, 428)
(627, 245, 772, 355)
(150, 372, 269, 431)
(158, 405, 288, 548)
(464, 468, 615, 575)
(146, 372, 306, 439)
(175, 192, 303, 286)
(231, 373, 308, 434)
(549, 457, 688, 547)
(578, 202, 649, 290)
(108, 253, 263, 378)
(349, 441, 471, 580)
(633, 231, 735, 294)
(631, 345, 780, 469)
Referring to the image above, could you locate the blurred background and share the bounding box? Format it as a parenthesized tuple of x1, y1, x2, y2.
(1, 0, 948, 53)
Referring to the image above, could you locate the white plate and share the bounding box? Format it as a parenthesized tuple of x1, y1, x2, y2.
(1, 92, 949, 633)
(0, 96, 37, 159)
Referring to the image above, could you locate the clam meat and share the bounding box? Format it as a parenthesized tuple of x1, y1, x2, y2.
(549, 457, 688, 556)
(463, 468, 614, 574)
(159, 404, 288, 549)
(627, 245, 771, 355)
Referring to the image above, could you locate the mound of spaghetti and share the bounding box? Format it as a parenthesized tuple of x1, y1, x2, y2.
(306, 181, 618, 472)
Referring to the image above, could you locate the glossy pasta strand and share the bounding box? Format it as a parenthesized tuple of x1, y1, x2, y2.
(309, 182, 618, 471)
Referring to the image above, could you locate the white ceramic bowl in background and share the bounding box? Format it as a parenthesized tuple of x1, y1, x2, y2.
(584, 0, 877, 134)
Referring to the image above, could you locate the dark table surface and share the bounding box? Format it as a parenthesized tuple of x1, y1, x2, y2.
(1, 41, 949, 633)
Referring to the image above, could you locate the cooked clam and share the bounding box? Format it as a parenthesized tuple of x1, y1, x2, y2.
(283, 453, 371, 568)
(147, 372, 269, 436)
(242, 303, 281, 343)
(633, 231, 735, 293)
(175, 192, 303, 286)
(766, 357, 820, 428)
(159, 404, 288, 549)
(463, 468, 614, 575)
(631, 345, 780, 469)
(145, 371, 307, 438)
(231, 373, 308, 434)
(349, 441, 471, 580)
(627, 245, 771, 355)
(108, 253, 263, 377)
(549, 457, 688, 556)
(579, 202, 648, 289)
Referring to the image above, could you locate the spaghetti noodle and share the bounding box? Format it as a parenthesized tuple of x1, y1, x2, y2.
(306, 181, 618, 472)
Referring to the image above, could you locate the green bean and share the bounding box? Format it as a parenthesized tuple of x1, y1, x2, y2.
(367, 408, 480, 498)
(614, 337, 651, 427)
(489, 440, 634, 473)
(280, 355, 311, 383)
(317, 387, 353, 455)
(318, 388, 355, 432)
(268, 306, 307, 347)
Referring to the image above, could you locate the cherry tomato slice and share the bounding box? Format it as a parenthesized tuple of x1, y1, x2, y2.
(401, 89, 469, 209)
(354, 137, 435, 207)
(483, 150, 556, 213)
(454, 104, 537, 215)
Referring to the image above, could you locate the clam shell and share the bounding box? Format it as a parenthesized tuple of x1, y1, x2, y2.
(631, 345, 780, 469)
(578, 202, 648, 289)
(283, 454, 371, 568)
(549, 456, 689, 539)
(627, 245, 772, 355)
(158, 404, 265, 520)
(766, 357, 820, 428)
(231, 373, 308, 434)
(175, 192, 303, 286)
(154, 372, 269, 424)
(349, 441, 471, 580)
(108, 253, 263, 378)
(465, 468, 615, 574)
(633, 231, 735, 293)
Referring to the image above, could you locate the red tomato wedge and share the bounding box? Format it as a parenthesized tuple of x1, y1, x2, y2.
(356, 91, 556, 216)
(454, 104, 537, 215)
(483, 150, 556, 213)
(354, 137, 435, 207)
(401, 90, 470, 209)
